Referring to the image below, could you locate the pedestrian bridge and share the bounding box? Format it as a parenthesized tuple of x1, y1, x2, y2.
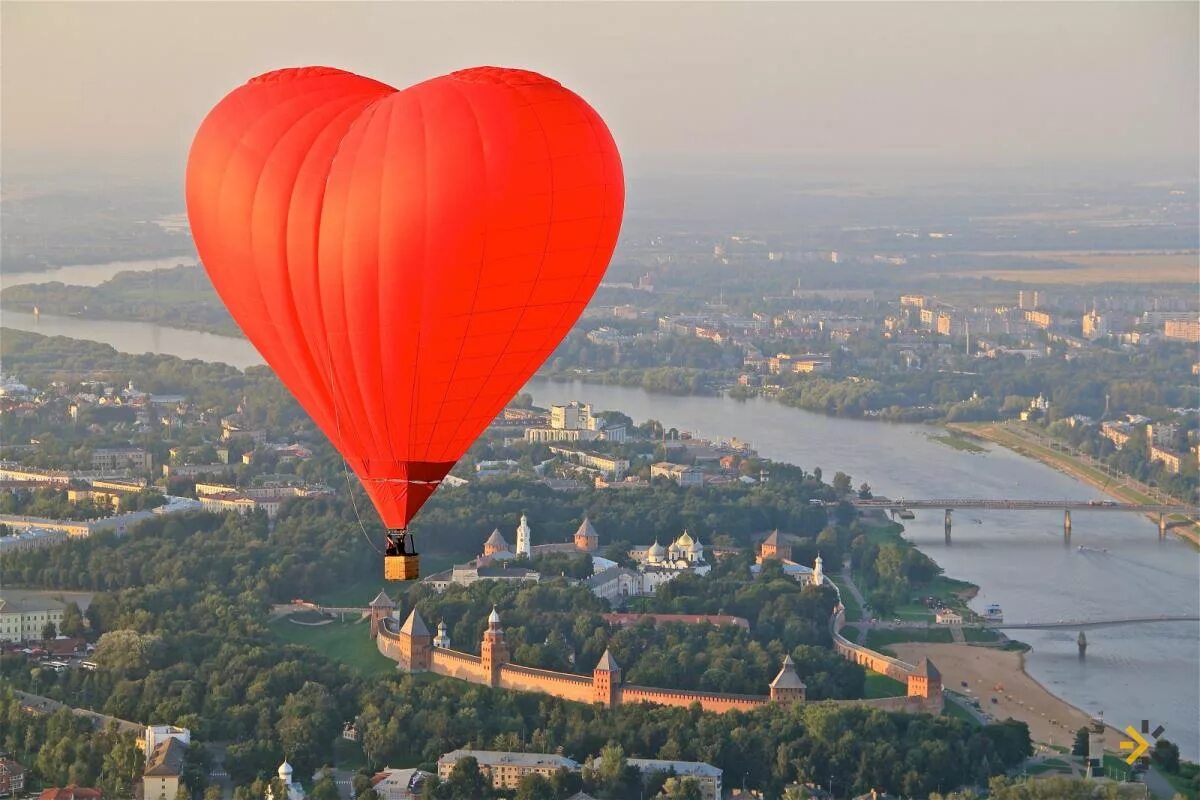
(980, 615, 1200, 631)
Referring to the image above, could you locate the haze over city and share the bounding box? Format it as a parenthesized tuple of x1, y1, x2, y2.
(3, 2, 1198, 178)
(0, 3, 1197, 800)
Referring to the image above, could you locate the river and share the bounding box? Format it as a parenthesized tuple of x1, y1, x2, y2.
(0, 293, 1197, 757)
(1, 255, 199, 290)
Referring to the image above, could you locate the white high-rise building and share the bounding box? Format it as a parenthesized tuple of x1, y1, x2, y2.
(516, 514, 532, 558)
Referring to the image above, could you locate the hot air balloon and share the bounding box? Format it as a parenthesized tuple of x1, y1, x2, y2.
(186, 66, 624, 579)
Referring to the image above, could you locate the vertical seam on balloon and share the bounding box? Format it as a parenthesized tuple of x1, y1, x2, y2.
(280, 93, 390, 443)
(405, 90, 428, 484)
(375, 96, 397, 470)
(424, 80, 491, 462)
(307, 93, 395, 475)
(249, 93, 361, 437)
(437, 87, 552, 453)
(335, 100, 392, 475)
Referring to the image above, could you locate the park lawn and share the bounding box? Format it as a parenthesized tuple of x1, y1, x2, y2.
(894, 603, 934, 622)
(1026, 762, 1072, 776)
(839, 625, 860, 643)
(963, 628, 1001, 643)
(863, 672, 908, 699)
(1163, 770, 1199, 800)
(866, 627, 955, 650)
(270, 616, 397, 676)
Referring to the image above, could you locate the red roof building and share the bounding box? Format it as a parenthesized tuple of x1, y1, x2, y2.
(38, 786, 102, 800)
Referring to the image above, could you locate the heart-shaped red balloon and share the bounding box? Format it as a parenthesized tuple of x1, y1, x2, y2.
(187, 66, 624, 528)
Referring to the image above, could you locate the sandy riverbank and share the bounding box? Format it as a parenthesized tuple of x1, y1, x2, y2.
(890, 642, 1127, 751)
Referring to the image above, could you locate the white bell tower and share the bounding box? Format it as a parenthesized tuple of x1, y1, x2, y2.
(516, 514, 532, 558)
(812, 553, 824, 586)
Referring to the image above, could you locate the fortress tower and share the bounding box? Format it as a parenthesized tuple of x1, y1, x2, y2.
(592, 648, 621, 707)
(811, 554, 824, 587)
(481, 606, 510, 686)
(483, 529, 510, 558)
(397, 609, 432, 672)
(769, 655, 807, 703)
(368, 589, 395, 639)
(516, 514, 532, 558)
(906, 657, 942, 705)
(574, 518, 600, 552)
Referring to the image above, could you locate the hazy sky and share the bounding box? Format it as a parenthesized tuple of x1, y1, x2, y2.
(3, 2, 1197, 178)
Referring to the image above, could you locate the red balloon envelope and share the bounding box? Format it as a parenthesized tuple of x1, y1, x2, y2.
(187, 66, 624, 532)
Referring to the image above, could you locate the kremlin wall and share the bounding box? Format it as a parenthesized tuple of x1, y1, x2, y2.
(371, 594, 943, 716)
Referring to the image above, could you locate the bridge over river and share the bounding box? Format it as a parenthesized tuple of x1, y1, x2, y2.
(982, 615, 1200, 631)
(846, 498, 1198, 540)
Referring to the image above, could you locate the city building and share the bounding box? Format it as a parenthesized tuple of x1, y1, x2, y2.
(650, 462, 704, 487)
(1023, 310, 1052, 329)
(1163, 318, 1200, 342)
(1082, 309, 1109, 340)
(370, 768, 432, 800)
(548, 447, 630, 479)
(1149, 445, 1183, 474)
(584, 566, 643, 602)
(934, 609, 963, 625)
(437, 750, 580, 790)
(0, 758, 25, 797)
(624, 759, 723, 800)
(143, 725, 190, 754)
(0, 592, 66, 642)
(90, 448, 152, 472)
(142, 737, 186, 800)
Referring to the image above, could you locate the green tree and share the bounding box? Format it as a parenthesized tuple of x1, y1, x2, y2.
(60, 602, 86, 637)
(431, 757, 491, 800)
(1152, 738, 1180, 773)
(41, 620, 57, 640)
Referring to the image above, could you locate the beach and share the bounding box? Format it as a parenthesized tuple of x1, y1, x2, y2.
(891, 642, 1126, 751)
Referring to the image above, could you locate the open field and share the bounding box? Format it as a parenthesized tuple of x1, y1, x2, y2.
(269, 616, 397, 676)
(924, 250, 1198, 284)
(866, 627, 955, 649)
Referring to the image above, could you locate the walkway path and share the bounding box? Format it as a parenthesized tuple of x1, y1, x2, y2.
(13, 688, 142, 734)
(838, 560, 871, 645)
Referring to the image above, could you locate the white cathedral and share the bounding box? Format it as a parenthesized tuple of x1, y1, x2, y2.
(629, 530, 711, 593)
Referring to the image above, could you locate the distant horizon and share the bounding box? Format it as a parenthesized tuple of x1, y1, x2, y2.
(3, 1, 1197, 184)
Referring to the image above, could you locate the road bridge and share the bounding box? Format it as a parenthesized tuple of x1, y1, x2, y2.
(846, 498, 1198, 541)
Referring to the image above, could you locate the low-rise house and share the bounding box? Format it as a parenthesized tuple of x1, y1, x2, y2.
(38, 787, 103, 800)
(142, 737, 186, 800)
(370, 767, 432, 800)
(0, 758, 25, 797)
(624, 759, 723, 800)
